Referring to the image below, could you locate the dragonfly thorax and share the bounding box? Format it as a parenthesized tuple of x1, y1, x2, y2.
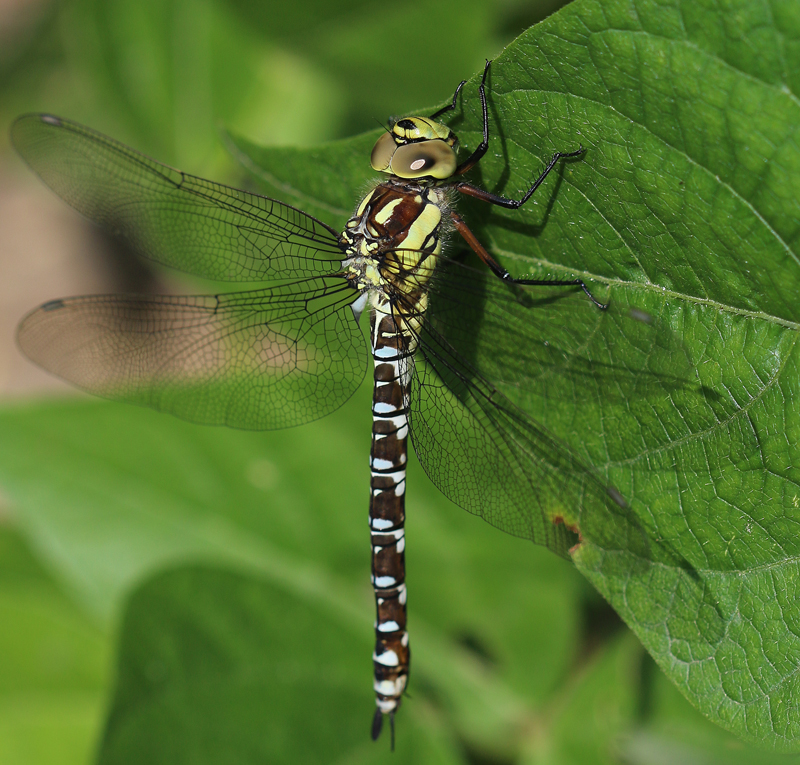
(341, 180, 447, 334)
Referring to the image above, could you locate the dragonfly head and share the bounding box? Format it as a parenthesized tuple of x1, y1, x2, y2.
(370, 117, 457, 180)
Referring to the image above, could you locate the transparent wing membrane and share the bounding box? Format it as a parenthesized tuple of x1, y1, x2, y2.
(11, 114, 343, 283)
(405, 292, 606, 555)
(18, 278, 367, 430)
(409, 353, 606, 555)
(398, 256, 692, 551)
(422, 256, 689, 403)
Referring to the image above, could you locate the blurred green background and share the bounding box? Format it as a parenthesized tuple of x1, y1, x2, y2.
(0, 0, 795, 763)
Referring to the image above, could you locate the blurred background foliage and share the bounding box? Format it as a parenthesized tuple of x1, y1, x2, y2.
(0, 0, 796, 763)
(0, 0, 571, 167)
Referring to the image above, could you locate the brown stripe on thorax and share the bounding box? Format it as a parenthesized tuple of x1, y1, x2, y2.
(365, 185, 426, 242)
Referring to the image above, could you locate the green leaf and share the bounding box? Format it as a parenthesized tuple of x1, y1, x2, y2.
(0, 397, 586, 755)
(521, 631, 642, 765)
(0, 0, 514, 163)
(0, 0, 346, 167)
(58, 0, 342, 165)
(228, 0, 800, 751)
(0, 527, 109, 765)
(98, 564, 464, 764)
(621, 658, 800, 765)
(226, 0, 499, 135)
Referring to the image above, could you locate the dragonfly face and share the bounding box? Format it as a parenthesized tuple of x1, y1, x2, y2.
(12, 60, 628, 748)
(370, 117, 458, 180)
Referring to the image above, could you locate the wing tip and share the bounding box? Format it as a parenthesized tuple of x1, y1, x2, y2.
(16, 298, 69, 360)
(39, 114, 63, 127)
(41, 299, 66, 312)
(10, 112, 62, 136)
(10, 113, 68, 165)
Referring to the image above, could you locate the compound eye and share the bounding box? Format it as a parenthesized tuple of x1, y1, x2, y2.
(370, 132, 397, 172)
(391, 140, 457, 179)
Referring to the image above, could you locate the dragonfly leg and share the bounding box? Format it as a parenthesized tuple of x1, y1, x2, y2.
(455, 146, 585, 209)
(429, 79, 467, 120)
(453, 59, 492, 175)
(449, 210, 607, 309)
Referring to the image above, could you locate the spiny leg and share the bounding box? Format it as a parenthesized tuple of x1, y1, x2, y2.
(442, 61, 584, 207)
(444, 73, 596, 304)
(453, 59, 492, 175)
(449, 210, 607, 309)
(509, 273, 607, 309)
(429, 79, 467, 120)
(429, 57, 493, 124)
(456, 147, 585, 210)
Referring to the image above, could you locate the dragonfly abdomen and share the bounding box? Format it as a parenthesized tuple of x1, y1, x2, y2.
(345, 176, 452, 742)
(368, 304, 413, 739)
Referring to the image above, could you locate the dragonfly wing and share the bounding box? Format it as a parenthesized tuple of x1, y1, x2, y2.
(404, 259, 672, 556)
(408, 324, 617, 556)
(11, 114, 344, 283)
(18, 277, 367, 430)
(423, 257, 690, 409)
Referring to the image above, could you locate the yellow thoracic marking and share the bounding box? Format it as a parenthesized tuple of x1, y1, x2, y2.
(365, 262, 382, 286)
(374, 198, 402, 225)
(357, 192, 374, 217)
(343, 183, 445, 352)
(401, 204, 441, 253)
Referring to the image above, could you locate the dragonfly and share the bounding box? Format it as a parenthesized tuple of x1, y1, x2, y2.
(13, 61, 632, 745)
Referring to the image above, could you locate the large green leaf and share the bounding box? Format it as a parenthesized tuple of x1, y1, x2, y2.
(0, 527, 109, 765)
(0, 0, 520, 162)
(228, 0, 800, 750)
(620, 656, 800, 765)
(0, 397, 585, 756)
(97, 564, 464, 764)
